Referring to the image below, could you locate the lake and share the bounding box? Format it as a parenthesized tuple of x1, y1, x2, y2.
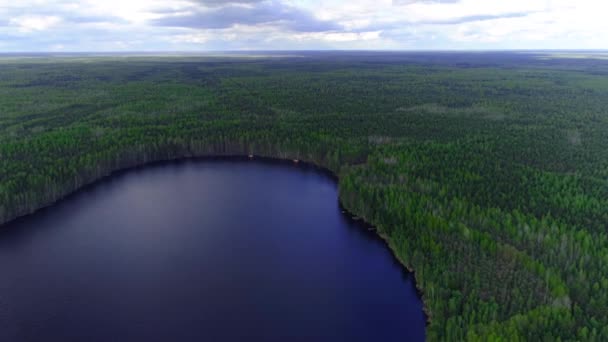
(0, 158, 425, 341)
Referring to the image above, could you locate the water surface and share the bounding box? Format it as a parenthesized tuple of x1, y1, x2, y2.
(0, 159, 425, 341)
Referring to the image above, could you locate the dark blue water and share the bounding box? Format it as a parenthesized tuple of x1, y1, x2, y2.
(0, 159, 425, 341)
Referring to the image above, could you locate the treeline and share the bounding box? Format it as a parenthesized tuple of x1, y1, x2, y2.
(1, 53, 608, 340)
(0, 122, 367, 224)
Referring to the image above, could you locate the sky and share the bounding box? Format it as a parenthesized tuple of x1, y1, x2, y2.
(0, 0, 606, 51)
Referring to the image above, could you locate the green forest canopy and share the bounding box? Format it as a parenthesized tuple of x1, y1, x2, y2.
(1, 52, 608, 340)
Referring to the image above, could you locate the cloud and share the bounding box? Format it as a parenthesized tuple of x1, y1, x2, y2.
(64, 15, 126, 25)
(188, 0, 267, 6)
(9, 15, 62, 32)
(423, 12, 531, 25)
(152, 1, 341, 32)
(294, 30, 382, 43)
(0, 0, 606, 51)
(393, 0, 460, 5)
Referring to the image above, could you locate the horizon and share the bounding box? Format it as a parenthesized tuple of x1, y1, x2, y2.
(1, 49, 608, 55)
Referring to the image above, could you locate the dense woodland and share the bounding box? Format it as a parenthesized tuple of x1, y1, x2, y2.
(1, 52, 608, 340)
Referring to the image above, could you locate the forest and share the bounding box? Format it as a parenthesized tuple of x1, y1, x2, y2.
(1, 51, 608, 340)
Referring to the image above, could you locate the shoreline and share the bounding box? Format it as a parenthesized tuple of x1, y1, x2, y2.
(0, 153, 430, 326)
(337, 202, 432, 325)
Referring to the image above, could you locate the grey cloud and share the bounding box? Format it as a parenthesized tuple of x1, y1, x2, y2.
(152, 1, 341, 32)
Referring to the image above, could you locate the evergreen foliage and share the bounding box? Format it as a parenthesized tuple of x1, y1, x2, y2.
(2, 53, 608, 340)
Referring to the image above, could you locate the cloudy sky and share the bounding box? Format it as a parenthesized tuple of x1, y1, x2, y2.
(0, 0, 606, 51)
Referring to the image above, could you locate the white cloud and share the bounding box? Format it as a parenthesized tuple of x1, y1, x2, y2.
(444, 1, 608, 47)
(0, 0, 606, 50)
(9, 15, 62, 32)
(294, 30, 382, 42)
(170, 32, 212, 44)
